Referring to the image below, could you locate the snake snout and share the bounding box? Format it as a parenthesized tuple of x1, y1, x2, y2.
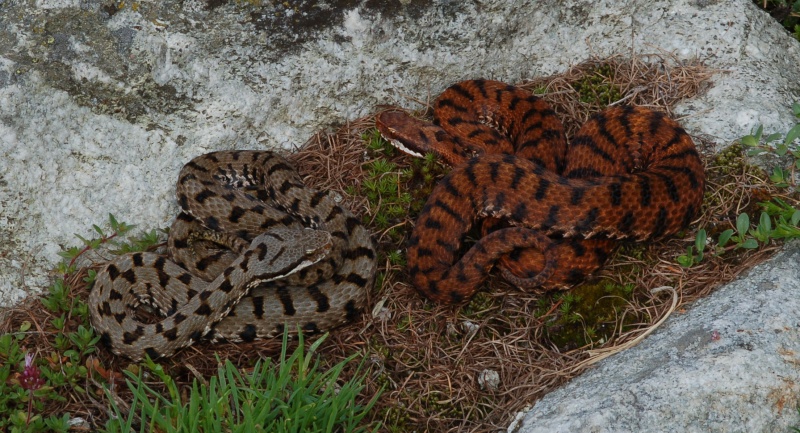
(299, 229, 333, 262)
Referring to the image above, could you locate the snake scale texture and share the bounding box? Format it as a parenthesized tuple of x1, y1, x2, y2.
(89, 151, 376, 360)
(377, 79, 705, 304)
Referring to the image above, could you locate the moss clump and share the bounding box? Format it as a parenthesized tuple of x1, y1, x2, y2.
(541, 278, 643, 351)
(352, 128, 449, 243)
(711, 143, 748, 175)
(705, 143, 775, 233)
(532, 86, 548, 95)
(461, 291, 496, 320)
(572, 64, 622, 105)
(381, 406, 413, 433)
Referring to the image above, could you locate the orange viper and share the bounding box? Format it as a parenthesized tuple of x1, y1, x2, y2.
(377, 79, 705, 304)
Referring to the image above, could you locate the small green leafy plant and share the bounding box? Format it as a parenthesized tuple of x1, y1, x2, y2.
(740, 102, 800, 191)
(679, 103, 800, 267)
(0, 214, 158, 432)
(678, 202, 800, 267)
(677, 228, 709, 267)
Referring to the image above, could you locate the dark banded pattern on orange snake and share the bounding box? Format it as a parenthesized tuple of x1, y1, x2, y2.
(377, 79, 704, 304)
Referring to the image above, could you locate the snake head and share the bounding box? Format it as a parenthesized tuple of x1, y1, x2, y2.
(375, 111, 426, 158)
(300, 228, 334, 264)
(249, 228, 333, 282)
(376, 110, 477, 167)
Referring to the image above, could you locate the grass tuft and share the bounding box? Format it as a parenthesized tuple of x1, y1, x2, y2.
(103, 331, 381, 433)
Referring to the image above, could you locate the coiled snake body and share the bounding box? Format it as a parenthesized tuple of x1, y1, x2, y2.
(377, 79, 705, 304)
(90, 151, 376, 360)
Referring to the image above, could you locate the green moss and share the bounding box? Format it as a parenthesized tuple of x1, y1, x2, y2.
(356, 128, 449, 255)
(617, 242, 648, 262)
(382, 406, 412, 433)
(543, 278, 644, 350)
(395, 313, 412, 332)
(422, 391, 464, 418)
(711, 143, 747, 175)
(405, 152, 450, 215)
(532, 86, 548, 95)
(460, 291, 496, 320)
(572, 64, 622, 105)
(363, 128, 397, 157)
(386, 250, 406, 267)
(705, 143, 775, 236)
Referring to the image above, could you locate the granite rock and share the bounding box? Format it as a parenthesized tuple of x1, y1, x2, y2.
(510, 243, 800, 433)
